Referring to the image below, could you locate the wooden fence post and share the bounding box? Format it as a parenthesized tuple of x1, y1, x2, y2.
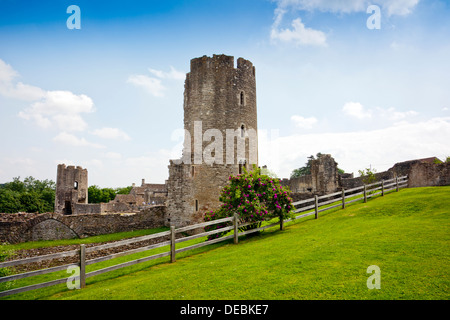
(79, 244, 86, 289)
(381, 180, 384, 196)
(234, 213, 239, 244)
(314, 195, 319, 219)
(280, 216, 284, 230)
(341, 188, 345, 209)
(363, 185, 367, 203)
(396, 177, 399, 192)
(170, 226, 176, 263)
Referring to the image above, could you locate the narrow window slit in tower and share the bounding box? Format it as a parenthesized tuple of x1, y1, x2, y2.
(240, 91, 244, 106)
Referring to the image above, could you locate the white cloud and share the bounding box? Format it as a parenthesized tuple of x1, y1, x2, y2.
(0, 59, 18, 83)
(18, 90, 94, 131)
(274, 0, 419, 16)
(148, 66, 185, 80)
(4, 157, 35, 166)
(375, 107, 418, 121)
(127, 66, 185, 97)
(291, 115, 318, 129)
(270, 0, 419, 46)
(53, 132, 105, 149)
(92, 127, 131, 141)
(52, 114, 88, 132)
(0, 59, 45, 101)
(260, 117, 450, 179)
(30, 90, 94, 115)
(0, 60, 96, 132)
(271, 10, 327, 47)
(104, 152, 122, 159)
(127, 74, 165, 97)
(383, 0, 420, 16)
(342, 102, 372, 119)
(342, 102, 419, 121)
(1, 82, 46, 101)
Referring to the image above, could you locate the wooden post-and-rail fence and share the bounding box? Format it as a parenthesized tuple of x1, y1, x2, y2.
(0, 175, 408, 298)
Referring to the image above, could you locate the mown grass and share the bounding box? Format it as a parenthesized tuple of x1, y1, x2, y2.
(1, 186, 449, 300)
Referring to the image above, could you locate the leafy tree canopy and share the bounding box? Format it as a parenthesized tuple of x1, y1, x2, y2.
(88, 185, 133, 204)
(0, 176, 55, 213)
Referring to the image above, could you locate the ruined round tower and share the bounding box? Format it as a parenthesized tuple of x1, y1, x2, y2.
(54, 164, 88, 215)
(166, 54, 258, 227)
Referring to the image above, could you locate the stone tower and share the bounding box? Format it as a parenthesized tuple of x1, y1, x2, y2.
(54, 164, 88, 215)
(310, 154, 339, 194)
(166, 54, 258, 227)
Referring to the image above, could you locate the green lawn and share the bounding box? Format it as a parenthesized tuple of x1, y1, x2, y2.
(2, 186, 449, 300)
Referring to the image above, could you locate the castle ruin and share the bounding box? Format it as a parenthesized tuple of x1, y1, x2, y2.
(52, 54, 258, 227)
(165, 54, 258, 227)
(54, 164, 88, 215)
(2, 53, 448, 244)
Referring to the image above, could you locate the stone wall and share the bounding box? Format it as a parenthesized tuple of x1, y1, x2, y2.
(282, 154, 341, 194)
(281, 175, 313, 193)
(166, 54, 258, 228)
(408, 161, 450, 187)
(339, 157, 449, 189)
(284, 156, 449, 194)
(54, 164, 88, 214)
(0, 206, 166, 244)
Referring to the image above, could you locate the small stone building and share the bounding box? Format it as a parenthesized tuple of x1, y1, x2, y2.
(54, 164, 88, 215)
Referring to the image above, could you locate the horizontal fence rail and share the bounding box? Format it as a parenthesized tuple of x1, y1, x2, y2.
(0, 175, 408, 298)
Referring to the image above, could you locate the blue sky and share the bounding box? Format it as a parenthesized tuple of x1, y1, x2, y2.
(1, 0, 449, 187)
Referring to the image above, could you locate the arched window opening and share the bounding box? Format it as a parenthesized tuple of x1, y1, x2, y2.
(74, 181, 78, 190)
(241, 124, 245, 138)
(239, 159, 247, 174)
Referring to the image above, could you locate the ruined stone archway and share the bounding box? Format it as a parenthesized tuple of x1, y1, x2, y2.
(31, 218, 79, 241)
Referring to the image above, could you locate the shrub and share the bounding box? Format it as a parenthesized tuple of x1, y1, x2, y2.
(204, 166, 295, 240)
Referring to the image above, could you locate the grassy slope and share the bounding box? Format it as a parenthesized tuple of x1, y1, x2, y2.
(3, 186, 450, 300)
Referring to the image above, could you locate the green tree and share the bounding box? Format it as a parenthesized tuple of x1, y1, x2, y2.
(0, 189, 21, 213)
(19, 191, 45, 213)
(204, 166, 295, 240)
(0, 176, 55, 213)
(115, 186, 133, 195)
(88, 185, 103, 203)
(88, 185, 133, 203)
(4, 177, 25, 193)
(358, 167, 377, 184)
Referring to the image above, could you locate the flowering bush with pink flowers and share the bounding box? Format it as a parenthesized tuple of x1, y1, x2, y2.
(204, 165, 295, 240)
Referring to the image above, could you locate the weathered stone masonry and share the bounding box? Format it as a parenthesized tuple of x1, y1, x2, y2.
(166, 54, 258, 228)
(0, 206, 166, 244)
(54, 164, 88, 215)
